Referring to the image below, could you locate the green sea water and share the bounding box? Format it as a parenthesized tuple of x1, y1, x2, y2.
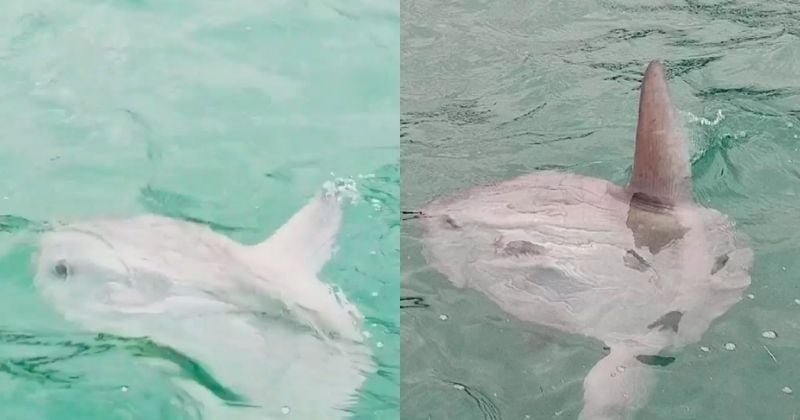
(402, 0, 800, 419)
(0, 0, 398, 419)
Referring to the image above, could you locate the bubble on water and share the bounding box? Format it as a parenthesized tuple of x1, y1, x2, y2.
(685, 109, 725, 126)
(362, 330, 371, 338)
(453, 383, 465, 391)
(700, 346, 710, 352)
(376, 341, 384, 348)
(724, 343, 736, 351)
(439, 314, 449, 321)
(322, 177, 360, 203)
(794, 299, 800, 305)
(782, 386, 793, 395)
(281, 406, 291, 415)
(120, 386, 129, 392)
(762, 330, 778, 339)
(371, 291, 379, 297)
(616, 366, 626, 373)
(746, 294, 755, 299)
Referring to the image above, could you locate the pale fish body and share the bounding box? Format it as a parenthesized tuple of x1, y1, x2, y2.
(34, 190, 375, 420)
(418, 60, 753, 420)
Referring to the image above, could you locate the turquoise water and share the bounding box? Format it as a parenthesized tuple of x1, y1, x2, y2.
(402, 0, 800, 419)
(0, 1, 398, 419)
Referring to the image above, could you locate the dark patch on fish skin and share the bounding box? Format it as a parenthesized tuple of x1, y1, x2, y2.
(443, 215, 460, 229)
(630, 192, 674, 213)
(625, 194, 689, 255)
(400, 297, 430, 309)
(503, 240, 546, 256)
(711, 254, 729, 275)
(635, 354, 676, 367)
(627, 250, 648, 265)
(647, 311, 683, 333)
(446, 381, 501, 420)
(623, 249, 650, 271)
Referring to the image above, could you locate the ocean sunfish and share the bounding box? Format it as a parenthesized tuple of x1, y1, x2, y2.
(417, 60, 753, 419)
(33, 188, 375, 419)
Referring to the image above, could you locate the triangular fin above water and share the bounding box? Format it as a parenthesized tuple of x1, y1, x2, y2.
(254, 192, 342, 275)
(629, 59, 692, 205)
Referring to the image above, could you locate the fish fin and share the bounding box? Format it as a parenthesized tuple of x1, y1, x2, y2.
(248, 190, 367, 344)
(629, 59, 692, 205)
(579, 345, 655, 420)
(255, 191, 343, 275)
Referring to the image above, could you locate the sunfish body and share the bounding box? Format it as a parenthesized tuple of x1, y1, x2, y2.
(418, 61, 753, 419)
(33, 189, 375, 419)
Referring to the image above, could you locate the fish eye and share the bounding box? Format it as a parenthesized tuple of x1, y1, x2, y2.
(53, 260, 70, 279)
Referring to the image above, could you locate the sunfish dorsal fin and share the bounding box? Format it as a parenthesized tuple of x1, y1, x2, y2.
(255, 192, 342, 275)
(629, 59, 692, 205)
(251, 192, 367, 343)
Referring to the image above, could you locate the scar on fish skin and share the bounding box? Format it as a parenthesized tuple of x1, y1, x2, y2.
(711, 254, 729, 275)
(647, 310, 683, 333)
